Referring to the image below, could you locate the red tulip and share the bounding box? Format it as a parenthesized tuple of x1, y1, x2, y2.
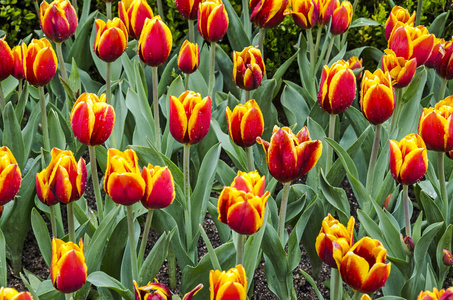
(330, 1, 353, 35)
(138, 16, 172, 67)
(178, 40, 200, 74)
(210, 265, 247, 299)
(22, 38, 58, 87)
(39, 0, 78, 43)
(417, 287, 453, 300)
(384, 5, 415, 40)
(119, 0, 154, 40)
(0, 288, 34, 300)
(94, 18, 128, 63)
(226, 99, 264, 147)
(0, 38, 14, 82)
(250, 0, 288, 29)
(381, 49, 417, 88)
(134, 280, 171, 299)
(197, 0, 229, 43)
(285, 0, 318, 30)
(435, 40, 453, 80)
(318, 0, 339, 25)
(141, 164, 175, 209)
(231, 170, 265, 196)
(232, 46, 265, 91)
(175, 0, 201, 20)
(0, 146, 22, 206)
(425, 37, 444, 69)
(11, 45, 24, 80)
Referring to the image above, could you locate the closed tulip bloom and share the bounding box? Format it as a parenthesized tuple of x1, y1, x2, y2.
(11, 46, 24, 80)
(210, 265, 247, 300)
(134, 280, 172, 299)
(178, 40, 200, 74)
(425, 37, 445, 69)
(94, 18, 128, 63)
(257, 126, 322, 183)
(347, 56, 363, 79)
(182, 284, 203, 300)
(141, 164, 175, 209)
(169, 91, 212, 145)
(119, 0, 154, 40)
(39, 0, 78, 43)
(0, 147, 22, 206)
(381, 49, 417, 88)
(443, 249, 453, 266)
(315, 214, 354, 268)
(360, 69, 395, 125)
(330, 1, 352, 35)
(250, 0, 288, 29)
(231, 170, 265, 196)
(384, 6, 415, 40)
(417, 288, 453, 300)
(333, 237, 391, 293)
(419, 96, 453, 152)
(138, 16, 172, 67)
(318, 0, 339, 25)
(435, 41, 453, 80)
(318, 60, 356, 115)
(0, 38, 14, 82)
(22, 38, 57, 87)
(0, 288, 33, 300)
(285, 0, 318, 30)
(198, 0, 229, 43)
(389, 134, 428, 185)
(36, 148, 87, 205)
(233, 46, 265, 91)
(175, 0, 201, 20)
(104, 149, 145, 205)
(70, 93, 115, 146)
(226, 99, 264, 147)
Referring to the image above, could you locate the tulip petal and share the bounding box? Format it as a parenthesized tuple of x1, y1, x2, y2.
(216, 282, 247, 300)
(360, 263, 391, 293)
(107, 172, 145, 205)
(389, 140, 403, 183)
(188, 96, 212, 144)
(412, 34, 434, 66)
(267, 128, 298, 182)
(399, 148, 427, 185)
(71, 100, 95, 145)
(419, 111, 447, 151)
(296, 140, 323, 177)
(90, 104, 116, 145)
(340, 252, 369, 291)
(0, 164, 21, 205)
(389, 26, 412, 60)
(207, 4, 229, 42)
(240, 106, 264, 147)
(33, 47, 57, 87)
(328, 69, 356, 114)
(169, 96, 188, 144)
(362, 85, 394, 125)
(227, 199, 261, 235)
(54, 250, 87, 293)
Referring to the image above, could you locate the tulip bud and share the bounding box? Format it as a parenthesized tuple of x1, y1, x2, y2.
(0, 287, 34, 300)
(70, 93, 116, 146)
(383, 194, 391, 210)
(210, 265, 247, 299)
(169, 91, 212, 145)
(231, 170, 266, 196)
(285, 0, 318, 30)
(134, 280, 171, 299)
(39, 0, 78, 43)
(330, 1, 353, 35)
(384, 6, 415, 40)
(11, 45, 24, 80)
(250, 0, 288, 29)
(318, 0, 339, 25)
(435, 41, 453, 80)
(318, 60, 356, 115)
(119, 0, 154, 40)
(381, 49, 417, 88)
(175, 0, 201, 20)
(178, 40, 200, 74)
(233, 46, 265, 91)
(138, 16, 172, 67)
(226, 100, 264, 147)
(198, 0, 229, 43)
(0, 146, 22, 206)
(0, 38, 14, 82)
(22, 38, 58, 87)
(425, 37, 445, 69)
(94, 18, 128, 63)
(443, 249, 453, 266)
(36, 148, 87, 205)
(182, 284, 203, 300)
(141, 164, 175, 209)
(403, 235, 415, 253)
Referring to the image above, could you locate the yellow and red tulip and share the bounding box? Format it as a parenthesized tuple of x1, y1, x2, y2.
(36, 148, 87, 205)
(197, 0, 229, 43)
(360, 69, 395, 125)
(178, 40, 200, 74)
(347, 56, 363, 79)
(417, 287, 453, 300)
(175, 0, 201, 20)
(70, 93, 116, 146)
(169, 91, 212, 145)
(330, 1, 353, 36)
(361, 295, 372, 300)
(134, 280, 171, 299)
(226, 99, 264, 147)
(231, 170, 266, 197)
(39, 0, 78, 43)
(104, 149, 145, 205)
(384, 5, 415, 40)
(285, 0, 318, 30)
(141, 164, 175, 209)
(182, 284, 203, 300)
(94, 18, 128, 63)
(11, 45, 24, 80)
(318, 0, 339, 25)
(381, 49, 417, 88)
(419, 96, 453, 152)
(232, 46, 265, 91)
(435, 41, 453, 80)
(257, 126, 322, 183)
(0, 288, 33, 300)
(0, 147, 22, 206)
(118, 0, 154, 40)
(210, 265, 247, 299)
(22, 38, 58, 87)
(138, 16, 172, 67)
(318, 60, 356, 115)
(51, 238, 87, 293)
(0, 38, 14, 82)
(315, 214, 354, 269)
(425, 37, 445, 69)
(389, 133, 428, 185)
(443, 249, 453, 266)
(250, 0, 288, 29)
(333, 236, 391, 293)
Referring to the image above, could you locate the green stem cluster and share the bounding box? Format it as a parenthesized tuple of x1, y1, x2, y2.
(152, 67, 161, 150)
(236, 234, 245, 265)
(183, 144, 192, 249)
(137, 209, 154, 267)
(324, 36, 335, 66)
(326, 114, 336, 171)
(277, 183, 291, 241)
(127, 206, 139, 280)
(307, 29, 316, 77)
(438, 152, 449, 223)
(39, 87, 50, 152)
(403, 185, 411, 237)
(89, 146, 104, 223)
(56, 43, 68, 83)
(188, 20, 195, 43)
(366, 124, 381, 195)
(390, 88, 403, 133)
(67, 202, 75, 242)
(246, 146, 254, 172)
(208, 43, 216, 99)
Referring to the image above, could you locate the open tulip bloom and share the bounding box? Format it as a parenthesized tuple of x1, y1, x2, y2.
(0, 288, 33, 300)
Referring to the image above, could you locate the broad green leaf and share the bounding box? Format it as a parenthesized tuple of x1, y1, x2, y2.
(223, 0, 250, 51)
(0, 229, 5, 287)
(37, 280, 61, 300)
(281, 84, 310, 131)
(87, 271, 134, 300)
(350, 18, 381, 28)
(300, 270, 324, 300)
(158, 54, 178, 97)
(319, 170, 350, 223)
(214, 45, 241, 99)
(125, 89, 154, 147)
(3, 102, 25, 168)
(211, 119, 247, 170)
(436, 224, 452, 286)
(48, 109, 66, 150)
(31, 208, 52, 267)
(429, 12, 450, 37)
(15, 82, 28, 122)
(20, 273, 40, 300)
(414, 222, 443, 273)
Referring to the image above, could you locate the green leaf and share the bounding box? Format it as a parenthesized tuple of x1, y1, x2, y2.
(210, 119, 247, 170)
(15, 82, 28, 122)
(252, 79, 278, 138)
(319, 170, 350, 222)
(20, 273, 40, 300)
(214, 45, 241, 99)
(300, 270, 324, 300)
(158, 54, 178, 97)
(31, 208, 52, 267)
(281, 84, 310, 131)
(3, 102, 25, 168)
(429, 12, 450, 37)
(37, 280, 61, 300)
(68, 11, 95, 71)
(125, 89, 154, 147)
(414, 222, 443, 273)
(47, 109, 66, 150)
(297, 33, 316, 101)
(87, 271, 134, 300)
(424, 264, 437, 290)
(0, 228, 5, 287)
(436, 224, 452, 286)
(419, 191, 445, 227)
(349, 18, 381, 28)
(223, 0, 250, 51)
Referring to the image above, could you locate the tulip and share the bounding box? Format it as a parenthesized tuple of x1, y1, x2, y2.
(175, 0, 201, 20)
(36, 148, 87, 205)
(330, 1, 352, 35)
(318, 0, 339, 25)
(425, 37, 445, 69)
(169, 91, 212, 145)
(0, 38, 14, 82)
(333, 237, 391, 293)
(361, 295, 372, 300)
(384, 5, 415, 40)
(435, 41, 453, 80)
(360, 69, 395, 125)
(257, 126, 322, 183)
(226, 100, 264, 147)
(443, 249, 453, 266)
(389, 134, 428, 185)
(134, 280, 172, 299)
(141, 164, 175, 209)
(388, 23, 435, 66)
(70, 93, 116, 146)
(285, 0, 318, 30)
(94, 18, 128, 63)
(137, 16, 172, 67)
(250, 0, 288, 29)
(417, 288, 453, 300)
(39, 0, 78, 43)
(381, 49, 417, 88)
(51, 238, 87, 293)
(22, 38, 58, 87)
(210, 265, 247, 299)
(178, 40, 200, 74)
(104, 148, 145, 205)
(11, 45, 24, 80)
(318, 60, 356, 115)
(118, 0, 154, 40)
(232, 46, 265, 91)
(403, 235, 414, 253)
(197, 0, 229, 43)
(0, 146, 22, 206)
(347, 56, 363, 79)
(315, 214, 355, 268)
(182, 284, 203, 300)
(231, 170, 265, 197)
(0, 288, 33, 300)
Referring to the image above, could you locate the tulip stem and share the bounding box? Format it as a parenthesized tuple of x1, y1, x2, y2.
(366, 124, 381, 195)
(236, 233, 245, 265)
(184, 144, 193, 250)
(324, 36, 335, 66)
(127, 206, 139, 280)
(439, 78, 448, 101)
(88, 145, 104, 223)
(246, 146, 254, 172)
(106, 62, 111, 105)
(313, 26, 323, 64)
(49, 205, 58, 238)
(352, 291, 362, 300)
(188, 20, 195, 43)
(330, 268, 342, 300)
(438, 152, 449, 223)
(55, 43, 68, 83)
(72, 0, 77, 14)
(137, 209, 154, 267)
(39, 87, 51, 153)
(277, 182, 291, 242)
(168, 246, 176, 289)
(307, 29, 315, 77)
(18, 79, 23, 99)
(157, 0, 165, 22)
(403, 184, 411, 237)
(106, 1, 112, 19)
(415, 0, 423, 26)
(185, 74, 190, 90)
(208, 43, 216, 99)
(390, 87, 403, 133)
(67, 202, 75, 242)
(0, 83, 5, 114)
(244, 90, 250, 103)
(258, 28, 265, 56)
(326, 114, 336, 172)
(152, 67, 161, 151)
(65, 293, 73, 300)
(199, 224, 221, 270)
